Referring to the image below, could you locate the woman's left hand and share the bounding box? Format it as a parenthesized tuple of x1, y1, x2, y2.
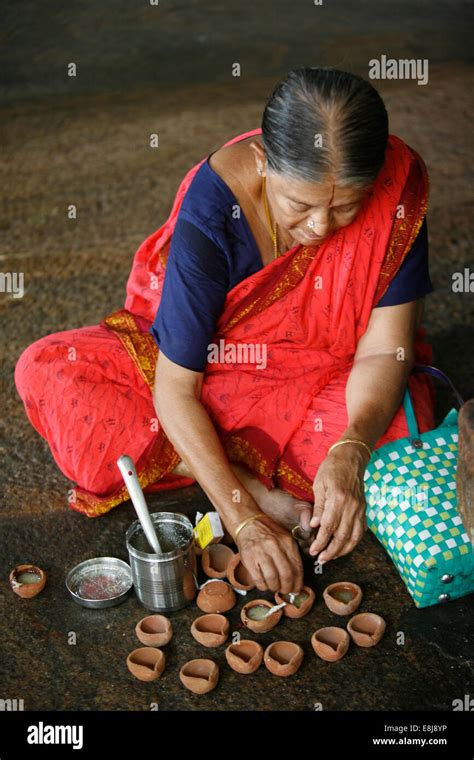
(308, 444, 369, 563)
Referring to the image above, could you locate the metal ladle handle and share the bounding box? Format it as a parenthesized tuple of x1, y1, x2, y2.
(117, 455, 162, 555)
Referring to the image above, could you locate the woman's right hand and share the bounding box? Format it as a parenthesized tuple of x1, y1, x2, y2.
(236, 517, 304, 594)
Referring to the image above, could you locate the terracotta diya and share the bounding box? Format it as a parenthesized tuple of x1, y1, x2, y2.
(264, 641, 304, 677)
(135, 614, 173, 647)
(196, 580, 236, 613)
(126, 647, 166, 681)
(311, 626, 350, 662)
(191, 614, 230, 647)
(201, 544, 235, 579)
(241, 599, 282, 633)
(226, 553, 255, 591)
(9, 564, 47, 599)
(179, 658, 219, 694)
(225, 640, 263, 674)
(323, 582, 362, 615)
(274, 586, 315, 618)
(347, 612, 386, 647)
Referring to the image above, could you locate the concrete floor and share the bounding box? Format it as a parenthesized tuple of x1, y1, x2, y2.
(1, 1, 473, 711)
(1, 486, 473, 711)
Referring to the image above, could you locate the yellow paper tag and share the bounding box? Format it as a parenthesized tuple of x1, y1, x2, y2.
(194, 512, 224, 550)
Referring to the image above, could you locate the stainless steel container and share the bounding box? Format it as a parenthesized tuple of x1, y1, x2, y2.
(66, 557, 133, 609)
(126, 511, 197, 612)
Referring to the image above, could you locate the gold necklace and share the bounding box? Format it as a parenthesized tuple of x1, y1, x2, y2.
(261, 175, 280, 258)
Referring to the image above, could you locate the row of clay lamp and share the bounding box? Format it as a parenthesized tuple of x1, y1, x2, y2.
(126, 611, 306, 688)
(127, 579, 386, 692)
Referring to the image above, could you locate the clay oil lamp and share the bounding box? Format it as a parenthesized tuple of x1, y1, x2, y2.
(274, 586, 315, 619)
(201, 544, 235, 579)
(126, 647, 165, 681)
(347, 613, 386, 647)
(311, 626, 350, 662)
(179, 658, 219, 694)
(241, 599, 283, 633)
(135, 614, 173, 647)
(9, 564, 47, 599)
(225, 640, 263, 674)
(264, 641, 304, 677)
(226, 553, 255, 591)
(197, 580, 236, 613)
(323, 582, 362, 616)
(191, 614, 229, 648)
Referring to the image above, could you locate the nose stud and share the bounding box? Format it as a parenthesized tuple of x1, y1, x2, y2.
(307, 219, 316, 230)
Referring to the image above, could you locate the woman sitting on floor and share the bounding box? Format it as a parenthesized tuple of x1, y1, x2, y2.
(15, 67, 435, 594)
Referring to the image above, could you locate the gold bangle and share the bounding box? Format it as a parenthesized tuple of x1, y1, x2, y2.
(327, 438, 372, 460)
(234, 513, 270, 542)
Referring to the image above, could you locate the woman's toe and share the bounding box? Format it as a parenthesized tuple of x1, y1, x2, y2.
(292, 502, 313, 533)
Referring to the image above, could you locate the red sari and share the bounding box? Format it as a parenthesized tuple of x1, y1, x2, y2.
(15, 129, 434, 517)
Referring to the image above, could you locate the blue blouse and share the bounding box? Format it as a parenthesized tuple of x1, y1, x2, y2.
(150, 158, 434, 372)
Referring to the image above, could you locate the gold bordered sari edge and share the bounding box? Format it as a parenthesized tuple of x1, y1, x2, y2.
(72, 436, 180, 517)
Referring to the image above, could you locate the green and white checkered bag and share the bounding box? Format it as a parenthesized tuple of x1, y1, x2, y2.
(364, 365, 474, 608)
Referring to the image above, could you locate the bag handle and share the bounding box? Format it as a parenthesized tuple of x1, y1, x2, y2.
(403, 363, 465, 440)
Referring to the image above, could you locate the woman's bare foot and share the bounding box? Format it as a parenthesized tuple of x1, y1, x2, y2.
(230, 464, 315, 552)
(172, 460, 193, 477)
(171, 460, 315, 552)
